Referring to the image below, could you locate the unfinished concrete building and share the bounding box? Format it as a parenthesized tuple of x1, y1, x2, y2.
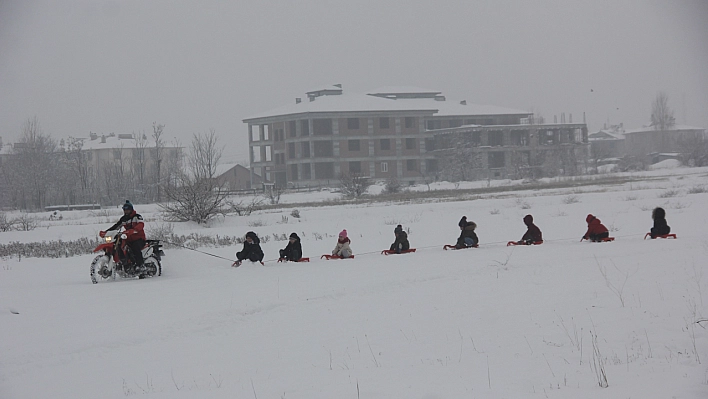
(431, 123, 590, 181)
(243, 85, 533, 187)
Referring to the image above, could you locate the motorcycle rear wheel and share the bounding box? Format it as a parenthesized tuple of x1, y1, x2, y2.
(140, 255, 161, 278)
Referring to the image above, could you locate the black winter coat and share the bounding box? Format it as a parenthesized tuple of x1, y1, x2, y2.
(390, 231, 410, 251)
(237, 232, 264, 262)
(651, 218, 671, 237)
(456, 221, 479, 247)
(280, 239, 302, 261)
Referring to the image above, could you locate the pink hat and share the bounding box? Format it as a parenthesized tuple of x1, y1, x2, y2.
(339, 229, 348, 238)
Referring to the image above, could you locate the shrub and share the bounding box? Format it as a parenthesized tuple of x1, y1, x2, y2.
(0, 212, 13, 232)
(290, 209, 301, 218)
(383, 177, 402, 195)
(489, 209, 501, 215)
(12, 214, 38, 231)
(658, 189, 680, 198)
(562, 195, 581, 204)
(687, 185, 706, 194)
(230, 196, 264, 216)
(514, 198, 531, 209)
(146, 222, 175, 241)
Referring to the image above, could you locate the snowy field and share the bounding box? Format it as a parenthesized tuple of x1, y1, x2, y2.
(2, 167, 708, 398)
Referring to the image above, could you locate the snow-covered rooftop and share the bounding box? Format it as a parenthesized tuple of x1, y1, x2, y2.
(367, 86, 442, 96)
(243, 89, 530, 122)
(214, 162, 242, 177)
(243, 92, 439, 121)
(69, 135, 181, 151)
(624, 124, 706, 134)
(589, 130, 625, 141)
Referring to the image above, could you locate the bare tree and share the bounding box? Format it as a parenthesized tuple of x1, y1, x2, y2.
(162, 138, 184, 193)
(152, 122, 165, 202)
(651, 92, 675, 131)
(590, 145, 611, 174)
(4, 117, 58, 209)
(440, 146, 483, 182)
(160, 130, 229, 224)
(100, 145, 134, 203)
(132, 131, 149, 197)
(63, 137, 94, 203)
(188, 128, 222, 180)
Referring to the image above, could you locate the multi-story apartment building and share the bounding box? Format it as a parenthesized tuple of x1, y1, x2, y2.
(243, 85, 533, 187)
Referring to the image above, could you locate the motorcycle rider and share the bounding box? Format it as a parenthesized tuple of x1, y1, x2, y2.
(101, 200, 146, 272)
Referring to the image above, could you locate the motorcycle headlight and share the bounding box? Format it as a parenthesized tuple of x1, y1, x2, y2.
(105, 236, 112, 242)
(120, 234, 127, 240)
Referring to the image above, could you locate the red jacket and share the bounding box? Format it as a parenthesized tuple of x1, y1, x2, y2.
(584, 215, 608, 238)
(107, 210, 146, 241)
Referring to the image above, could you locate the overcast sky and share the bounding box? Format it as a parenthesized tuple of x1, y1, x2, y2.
(1, 0, 707, 163)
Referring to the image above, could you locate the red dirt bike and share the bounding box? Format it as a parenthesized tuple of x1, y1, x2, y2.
(90, 229, 164, 284)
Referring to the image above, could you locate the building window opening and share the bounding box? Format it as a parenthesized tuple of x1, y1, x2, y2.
(379, 117, 390, 129)
(380, 139, 391, 151)
(347, 118, 360, 130)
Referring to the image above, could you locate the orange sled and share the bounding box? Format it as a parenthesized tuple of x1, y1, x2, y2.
(507, 240, 544, 246)
(644, 233, 676, 240)
(443, 244, 478, 250)
(320, 254, 355, 260)
(581, 237, 615, 242)
(381, 249, 417, 255)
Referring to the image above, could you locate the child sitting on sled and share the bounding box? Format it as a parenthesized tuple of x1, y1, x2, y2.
(390, 225, 410, 254)
(582, 214, 609, 242)
(332, 229, 353, 258)
(649, 207, 670, 238)
(279, 233, 303, 261)
(455, 216, 479, 249)
(514, 214, 543, 245)
(234, 231, 264, 266)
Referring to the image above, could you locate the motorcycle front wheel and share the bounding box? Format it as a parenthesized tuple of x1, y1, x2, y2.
(90, 254, 112, 284)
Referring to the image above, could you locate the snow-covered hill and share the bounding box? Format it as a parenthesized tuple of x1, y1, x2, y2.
(1, 169, 707, 398)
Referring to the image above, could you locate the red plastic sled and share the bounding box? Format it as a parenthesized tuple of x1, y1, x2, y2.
(643, 233, 677, 240)
(507, 240, 543, 246)
(232, 260, 265, 267)
(443, 244, 478, 250)
(277, 257, 311, 263)
(581, 237, 615, 242)
(381, 248, 417, 255)
(320, 254, 355, 260)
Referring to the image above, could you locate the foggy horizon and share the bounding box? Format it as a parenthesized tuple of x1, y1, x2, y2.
(1, 0, 707, 164)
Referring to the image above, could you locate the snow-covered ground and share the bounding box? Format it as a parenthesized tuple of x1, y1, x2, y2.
(2, 168, 708, 398)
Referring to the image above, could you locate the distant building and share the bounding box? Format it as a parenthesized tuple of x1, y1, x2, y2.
(588, 124, 626, 159)
(431, 122, 589, 180)
(71, 132, 183, 182)
(623, 125, 707, 160)
(243, 85, 533, 186)
(214, 163, 262, 190)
